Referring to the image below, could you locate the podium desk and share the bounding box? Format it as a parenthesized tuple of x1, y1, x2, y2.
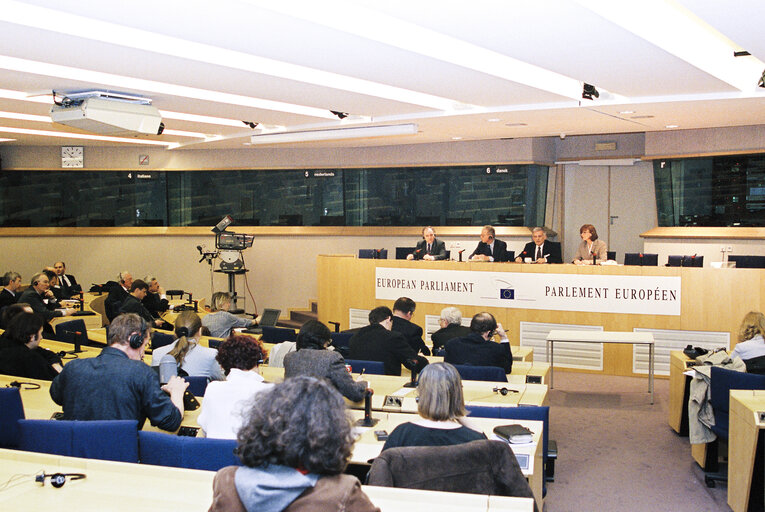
(729, 390, 765, 512)
(0, 449, 533, 512)
(546, 330, 655, 404)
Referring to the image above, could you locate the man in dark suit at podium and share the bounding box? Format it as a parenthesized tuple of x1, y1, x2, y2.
(407, 226, 447, 261)
(516, 227, 562, 264)
(53, 261, 81, 298)
(469, 225, 509, 262)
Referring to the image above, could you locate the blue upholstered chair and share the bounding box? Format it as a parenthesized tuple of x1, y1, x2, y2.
(344, 359, 385, 375)
(138, 431, 240, 471)
(54, 319, 88, 346)
(151, 331, 176, 350)
(452, 364, 508, 383)
(667, 255, 704, 267)
(261, 326, 297, 344)
(185, 376, 210, 397)
(704, 367, 765, 487)
(728, 255, 765, 268)
(467, 404, 554, 494)
(330, 332, 353, 357)
(624, 253, 658, 266)
(18, 419, 139, 462)
(0, 387, 25, 448)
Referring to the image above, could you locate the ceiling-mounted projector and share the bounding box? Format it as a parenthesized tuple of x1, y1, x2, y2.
(50, 96, 164, 135)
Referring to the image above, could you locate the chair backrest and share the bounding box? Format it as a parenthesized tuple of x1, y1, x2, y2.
(0, 387, 25, 448)
(185, 376, 210, 397)
(330, 332, 353, 349)
(367, 439, 534, 501)
(138, 431, 241, 471)
(624, 253, 658, 266)
(206, 337, 224, 349)
(358, 249, 388, 259)
(396, 247, 417, 260)
(607, 251, 616, 261)
(667, 255, 704, 267)
(151, 331, 176, 350)
(18, 419, 139, 462)
(261, 326, 297, 344)
(55, 319, 88, 345)
(709, 366, 765, 439)
(344, 359, 386, 375)
(452, 364, 508, 383)
(728, 255, 765, 268)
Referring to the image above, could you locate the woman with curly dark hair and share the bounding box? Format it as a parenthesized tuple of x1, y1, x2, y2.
(197, 335, 272, 439)
(0, 311, 62, 380)
(209, 376, 380, 512)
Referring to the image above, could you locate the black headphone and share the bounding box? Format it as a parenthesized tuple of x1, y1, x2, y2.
(493, 386, 519, 396)
(128, 318, 149, 349)
(35, 472, 86, 488)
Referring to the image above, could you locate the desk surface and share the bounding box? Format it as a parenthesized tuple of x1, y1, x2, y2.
(0, 449, 533, 512)
(546, 330, 655, 343)
(729, 390, 765, 512)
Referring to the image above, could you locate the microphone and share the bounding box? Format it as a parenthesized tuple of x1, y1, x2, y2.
(457, 249, 465, 262)
(355, 389, 378, 427)
(591, 251, 598, 265)
(159, 354, 178, 385)
(639, 253, 644, 266)
(403, 366, 419, 388)
(412, 248, 422, 260)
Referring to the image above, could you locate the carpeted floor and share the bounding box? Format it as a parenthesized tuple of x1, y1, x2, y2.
(543, 371, 730, 511)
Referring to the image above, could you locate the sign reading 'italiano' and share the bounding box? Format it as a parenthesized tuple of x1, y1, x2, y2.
(375, 267, 681, 316)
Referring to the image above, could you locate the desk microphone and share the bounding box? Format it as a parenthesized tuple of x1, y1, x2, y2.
(458, 249, 465, 262)
(355, 389, 378, 427)
(412, 248, 422, 260)
(159, 354, 178, 385)
(403, 367, 418, 388)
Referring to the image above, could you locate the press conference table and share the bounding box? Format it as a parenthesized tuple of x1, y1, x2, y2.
(0, 449, 534, 512)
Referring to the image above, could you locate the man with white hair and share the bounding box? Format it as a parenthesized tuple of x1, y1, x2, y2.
(516, 227, 562, 264)
(430, 307, 472, 353)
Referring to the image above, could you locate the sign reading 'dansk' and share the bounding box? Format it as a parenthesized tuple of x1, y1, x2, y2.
(375, 267, 681, 316)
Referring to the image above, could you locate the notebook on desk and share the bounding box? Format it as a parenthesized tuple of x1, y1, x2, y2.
(243, 308, 281, 334)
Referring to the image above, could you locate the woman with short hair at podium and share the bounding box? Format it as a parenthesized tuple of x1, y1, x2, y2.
(572, 223, 607, 265)
(381, 362, 485, 450)
(209, 376, 379, 512)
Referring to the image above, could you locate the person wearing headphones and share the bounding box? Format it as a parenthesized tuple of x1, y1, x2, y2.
(443, 312, 513, 373)
(469, 225, 509, 262)
(407, 226, 447, 261)
(50, 313, 188, 432)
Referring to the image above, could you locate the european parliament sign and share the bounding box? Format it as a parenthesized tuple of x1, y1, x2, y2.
(375, 267, 681, 316)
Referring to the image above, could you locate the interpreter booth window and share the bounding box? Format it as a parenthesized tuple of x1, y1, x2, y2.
(654, 154, 765, 227)
(343, 165, 548, 227)
(0, 171, 167, 227)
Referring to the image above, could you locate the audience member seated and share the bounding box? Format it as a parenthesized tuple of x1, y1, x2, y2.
(151, 311, 224, 381)
(391, 297, 430, 356)
(202, 292, 257, 338)
(0, 271, 22, 310)
(348, 306, 428, 376)
(382, 362, 486, 451)
(430, 307, 471, 354)
(141, 275, 172, 320)
(120, 280, 169, 329)
(0, 303, 33, 331)
(44, 268, 65, 302)
(53, 261, 81, 299)
(284, 320, 367, 402)
(209, 376, 379, 512)
(104, 271, 132, 322)
(18, 272, 75, 337)
(0, 312, 62, 380)
(444, 312, 513, 374)
(198, 335, 272, 439)
(731, 311, 765, 362)
(50, 313, 187, 431)
(267, 339, 296, 368)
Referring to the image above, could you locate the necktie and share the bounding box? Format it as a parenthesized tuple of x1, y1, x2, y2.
(536, 246, 542, 260)
(427, 243, 431, 253)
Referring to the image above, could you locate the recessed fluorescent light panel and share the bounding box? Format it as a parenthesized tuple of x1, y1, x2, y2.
(250, 123, 417, 145)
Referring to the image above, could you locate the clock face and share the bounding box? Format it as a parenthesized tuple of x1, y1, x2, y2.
(61, 146, 84, 168)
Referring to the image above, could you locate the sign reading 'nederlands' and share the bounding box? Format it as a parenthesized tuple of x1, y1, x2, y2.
(375, 267, 681, 316)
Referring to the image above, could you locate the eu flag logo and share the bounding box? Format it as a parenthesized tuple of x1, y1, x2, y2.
(500, 289, 514, 299)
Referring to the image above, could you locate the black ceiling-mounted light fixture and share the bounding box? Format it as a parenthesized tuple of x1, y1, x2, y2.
(242, 121, 259, 129)
(758, 69, 765, 88)
(582, 83, 599, 100)
(330, 110, 349, 119)
(733, 50, 751, 57)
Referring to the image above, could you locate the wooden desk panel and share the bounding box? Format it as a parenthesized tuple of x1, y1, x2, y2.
(729, 390, 765, 512)
(0, 449, 533, 512)
(318, 256, 762, 378)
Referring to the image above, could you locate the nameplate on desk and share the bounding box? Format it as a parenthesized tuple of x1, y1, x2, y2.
(514, 452, 530, 471)
(525, 375, 542, 384)
(375, 267, 681, 316)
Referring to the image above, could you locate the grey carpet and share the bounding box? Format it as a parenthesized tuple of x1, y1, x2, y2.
(543, 371, 730, 511)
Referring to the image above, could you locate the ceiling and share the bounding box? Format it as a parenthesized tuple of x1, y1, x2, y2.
(0, 0, 763, 150)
